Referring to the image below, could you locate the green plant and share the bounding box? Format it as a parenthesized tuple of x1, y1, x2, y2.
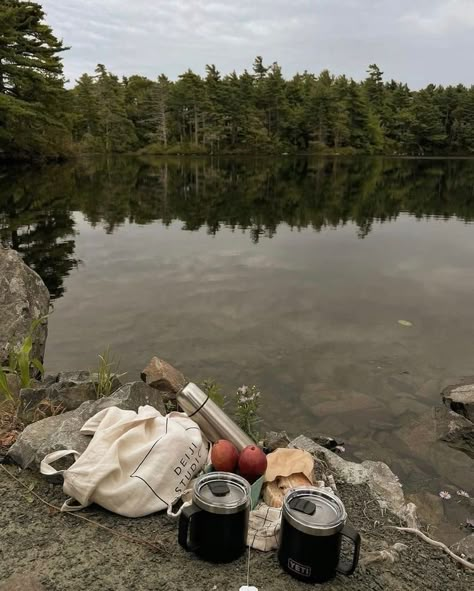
(201, 378, 225, 408)
(94, 348, 125, 398)
(0, 316, 47, 401)
(0, 369, 14, 401)
(235, 385, 262, 443)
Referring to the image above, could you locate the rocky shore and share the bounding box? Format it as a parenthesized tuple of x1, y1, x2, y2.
(0, 247, 473, 590)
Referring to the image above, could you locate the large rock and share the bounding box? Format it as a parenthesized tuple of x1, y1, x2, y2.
(0, 248, 49, 366)
(8, 382, 166, 469)
(442, 381, 474, 422)
(140, 356, 186, 402)
(289, 435, 417, 525)
(434, 405, 474, 459)
(19, 370, 122, 412)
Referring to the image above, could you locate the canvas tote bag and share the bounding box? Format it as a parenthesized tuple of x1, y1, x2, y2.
(40, 405, 208, 517)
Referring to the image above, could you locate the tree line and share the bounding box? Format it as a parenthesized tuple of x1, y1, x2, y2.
(2, 0, 474, 160)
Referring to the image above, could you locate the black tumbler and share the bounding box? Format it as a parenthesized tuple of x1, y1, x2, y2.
(178, 472, 250, 563)
(278, 487, 361, 584)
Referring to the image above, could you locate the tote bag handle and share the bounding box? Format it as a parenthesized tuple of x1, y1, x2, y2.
(40, 449, 91, 512)
(40, 449, 81, 477)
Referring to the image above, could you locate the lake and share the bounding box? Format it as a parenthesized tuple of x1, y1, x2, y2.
(1, 156, 473, 540)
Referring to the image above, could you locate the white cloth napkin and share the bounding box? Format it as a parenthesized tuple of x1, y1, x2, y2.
(247, 502, 282, 551)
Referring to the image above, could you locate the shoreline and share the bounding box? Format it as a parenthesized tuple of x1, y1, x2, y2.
(3, 151, 474, 166)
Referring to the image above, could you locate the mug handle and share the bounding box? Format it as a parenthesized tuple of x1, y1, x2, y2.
(336, 522, 361, 576)
(178, 504, 202, 552)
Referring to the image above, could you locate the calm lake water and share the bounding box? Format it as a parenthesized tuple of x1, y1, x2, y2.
(1, 156, 474, 540)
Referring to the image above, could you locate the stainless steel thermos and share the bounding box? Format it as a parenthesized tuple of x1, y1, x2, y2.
(177, 382, 254, 451)
(178, 472, 251, 563)
(278, 487, 361, 583)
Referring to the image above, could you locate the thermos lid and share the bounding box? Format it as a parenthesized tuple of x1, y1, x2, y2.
(283, 487, 347, 536)
(193, 472, 251, 515)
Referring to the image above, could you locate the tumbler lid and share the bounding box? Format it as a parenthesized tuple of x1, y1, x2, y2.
(283, 487, 347, 536)
(194, 472, 251, 515)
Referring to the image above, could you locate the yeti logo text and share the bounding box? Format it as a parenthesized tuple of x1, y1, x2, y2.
(288, 558, 311, 577)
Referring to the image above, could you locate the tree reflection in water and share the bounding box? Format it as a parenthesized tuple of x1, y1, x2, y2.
(1, 156, 473, 299)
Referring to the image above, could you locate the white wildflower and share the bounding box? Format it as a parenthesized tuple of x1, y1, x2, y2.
(439, 491, 452, 500)
(237, 385, 248, 396)
(456, 490, 470, 498)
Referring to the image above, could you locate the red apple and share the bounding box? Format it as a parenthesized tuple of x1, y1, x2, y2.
(238, 445, 267, 483)
(211, 439, 239, 472)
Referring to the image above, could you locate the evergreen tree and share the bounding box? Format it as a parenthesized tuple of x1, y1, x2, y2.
(364, 65, 385, 117)
(174, 70, 205, 146)
(124, 74, 156, 146)
(94, 64, 137, 152)
(0, 0, 69, 158)
(204, 64, 225, 151)
(153, 75, 171, 147)
(408, 86, 447, 154)
(71, 73, 100, 148)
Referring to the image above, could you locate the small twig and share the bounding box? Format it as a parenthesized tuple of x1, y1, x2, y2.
(0, 465, 169, 555)
(362, 498, 378, 520)
(388, 526, 473, 571)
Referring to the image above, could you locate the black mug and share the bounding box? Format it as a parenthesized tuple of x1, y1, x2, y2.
(278, 487, 361, 584)
(178, 472, 250, 563)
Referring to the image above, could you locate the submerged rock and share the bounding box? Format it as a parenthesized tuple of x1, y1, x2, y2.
(442, 381, 474, 422)
(140, 356, 186, 402)
(0, 247, 49, 367)
(434, 406, 474, 459)
(8, 381, 166, 469)
(20, 370, 122, 412)
(406, 491, 445, 528)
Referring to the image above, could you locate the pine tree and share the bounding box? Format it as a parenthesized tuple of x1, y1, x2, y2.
(408, 86, 447, 154)
(71, 74, 100, 146)
(204, 65, 225, 152)
(364, 64, 385, 117)
(174, 70, 205, 146)
(94, 64, 137, 152)
(0, 0, 69, 158)
(124, 75, 155, 145)
(153, 75, 171, 147)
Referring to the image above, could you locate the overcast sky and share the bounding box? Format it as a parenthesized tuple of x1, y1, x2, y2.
(41, 0, 473, 89)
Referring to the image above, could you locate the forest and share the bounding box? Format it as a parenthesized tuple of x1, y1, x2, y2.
(2, 0, 474, 160)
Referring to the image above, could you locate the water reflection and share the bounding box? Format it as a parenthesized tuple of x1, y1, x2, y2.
(0, 166, 79, 299)
(1, 156, 474, 298)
